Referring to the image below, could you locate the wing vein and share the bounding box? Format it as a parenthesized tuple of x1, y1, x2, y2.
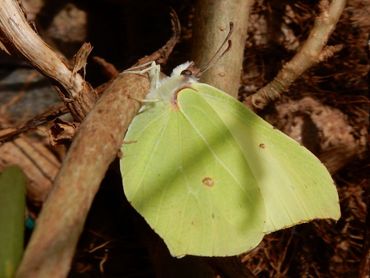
(129, 110, 171, 201)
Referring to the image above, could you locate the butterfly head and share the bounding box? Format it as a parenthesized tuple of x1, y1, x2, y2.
(171, 61, 200, 80)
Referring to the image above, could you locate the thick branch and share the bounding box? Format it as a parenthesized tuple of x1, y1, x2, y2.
(15, 13, 180, 277)
(192, 0, 255, 98)
(16, 72, 150, 278)
(0, 0, 97, 121)
(247, 0, 346, 109)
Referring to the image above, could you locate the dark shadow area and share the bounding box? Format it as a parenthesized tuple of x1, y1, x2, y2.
(70, 163, 155, 277)
(35, 0, 175, 86)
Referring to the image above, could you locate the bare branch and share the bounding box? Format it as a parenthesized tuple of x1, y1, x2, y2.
(15, 13, 180, 277)
(0, 0, 97, 121)
(247, 0, 346, 109)
(16, 73, 150, 278)
(92, 56, 119, 78)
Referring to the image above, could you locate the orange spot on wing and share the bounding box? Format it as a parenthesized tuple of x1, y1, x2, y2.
(123, 140, 138, 144)
(202, 177, 214, 187)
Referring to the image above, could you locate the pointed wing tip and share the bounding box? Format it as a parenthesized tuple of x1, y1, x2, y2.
(330, 207, 341, 221)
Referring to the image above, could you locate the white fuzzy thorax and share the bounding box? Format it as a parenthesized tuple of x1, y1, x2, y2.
(146, 62, 198, 103)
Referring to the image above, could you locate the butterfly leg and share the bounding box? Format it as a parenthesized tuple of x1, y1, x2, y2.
(128, 96, 160, 103)
(122, 61, 154, 73)
(122, 62, 161, 91)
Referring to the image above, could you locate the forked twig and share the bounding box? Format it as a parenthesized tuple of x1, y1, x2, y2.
(0, 0, 97, 121)
(247, 0, 346, 109)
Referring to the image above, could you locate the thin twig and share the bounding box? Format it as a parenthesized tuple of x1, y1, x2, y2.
(0, 104, 68, 144)
(92, 56, 119, 78)
(246, 0, 346, 109)
(0, 0, 97, 121)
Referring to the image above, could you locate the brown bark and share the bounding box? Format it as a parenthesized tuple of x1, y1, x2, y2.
(0, 0, 97, 121)
(14, 11, 181, 277)
(192, 0, 254, 98)
(16, 72, 150, 278)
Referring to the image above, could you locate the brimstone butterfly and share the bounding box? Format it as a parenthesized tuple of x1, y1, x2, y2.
(120, 62, 340, 257)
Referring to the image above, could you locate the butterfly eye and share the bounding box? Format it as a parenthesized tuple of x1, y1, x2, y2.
(180, 69, 193, 76)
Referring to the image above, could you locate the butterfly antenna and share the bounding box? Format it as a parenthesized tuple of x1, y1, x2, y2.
(198, 22, 234, 76)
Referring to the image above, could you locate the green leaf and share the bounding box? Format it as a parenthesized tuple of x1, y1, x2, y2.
(120, 65, 340, 257)
(0, 166, 26, 277)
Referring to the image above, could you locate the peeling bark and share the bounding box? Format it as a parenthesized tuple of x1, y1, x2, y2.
(0, 0, 97, 121)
